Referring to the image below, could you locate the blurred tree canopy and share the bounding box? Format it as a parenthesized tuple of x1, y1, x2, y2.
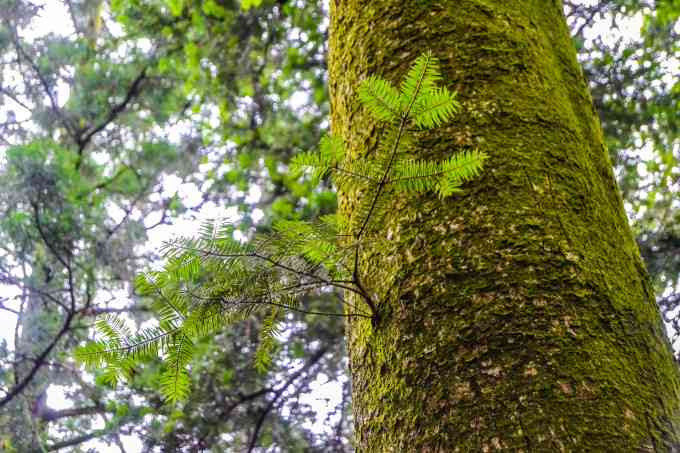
(0, 0, 677, 451)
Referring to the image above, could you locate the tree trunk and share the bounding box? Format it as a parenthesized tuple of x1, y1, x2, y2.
(2, 257, 57, 452)
(329, 1, 680, 451)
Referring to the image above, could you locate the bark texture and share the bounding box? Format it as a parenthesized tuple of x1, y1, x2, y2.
(329, 1, 680, 451)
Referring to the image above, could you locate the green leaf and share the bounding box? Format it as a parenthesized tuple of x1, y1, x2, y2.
(390, 150, 487, 198)
(241, 0, 263, 11)
(358, 76, 402, 122)
(255, 308, 281, 373)
(411, 86, 459, 129)
(160, 334, 194, 403)
(399, 51, 442, 113)
(167, 0, 184, 16)
(289, 134, 345, 184)
(202, 0, 227, 17)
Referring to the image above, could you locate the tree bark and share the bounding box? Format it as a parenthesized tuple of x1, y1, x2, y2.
(329, 1, 680, 451)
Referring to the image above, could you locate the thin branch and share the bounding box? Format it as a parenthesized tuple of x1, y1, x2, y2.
(76, 68, 148, 163)
(5, 25, 78, 140)
(246, 347, 327, 453)
(38, 404, 105, 422)
(31, 203, 70, 270)
(219, 387, 272, 420)
(0, 298, 19, 315)
(0, 85, 32, 111)
(0, 310, 75, 409)
(82, 305, 150, 316)
(235, 299, 371, 319)
(46, 430, 104, 452)
(332, 166, 376, 182)
(78, 325, 180, 359)
(356, 53, 429, 240)
(169, 244, 367, 299)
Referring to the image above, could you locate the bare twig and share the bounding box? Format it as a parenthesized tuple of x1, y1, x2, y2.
(246, 347, 327, 452)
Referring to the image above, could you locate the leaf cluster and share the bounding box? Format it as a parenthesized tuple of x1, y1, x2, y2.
(77, 52, 486, 403)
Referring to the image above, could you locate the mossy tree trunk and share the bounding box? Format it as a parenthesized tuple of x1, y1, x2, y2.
(329, 1, 680, 451)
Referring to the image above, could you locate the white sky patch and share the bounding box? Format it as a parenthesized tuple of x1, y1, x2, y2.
(252, 208, 265, 224)
(23, 1, 75, 41)
(119, 435, 144, 452)
(137, 37, 153, 54)
(288, 90, 310, 111)
(297, 374, 345, 434)
(0, 284, 22, 350)
(107, 203, 129, 226)
(660, 56, 680, 86)
(582, 10, 644, 46)
(56, 67, 74, 108)
(246, 184, 262, 204)
(45, 384, 76, 410)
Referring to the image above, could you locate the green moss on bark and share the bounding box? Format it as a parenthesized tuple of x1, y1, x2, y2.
(330, 1, 680, 451)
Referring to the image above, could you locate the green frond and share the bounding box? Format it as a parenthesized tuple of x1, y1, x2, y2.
(77, 52, 486, 406)
(272, 218, 317, 239)
(194, 303, 241, 337)
(319, 214, 344, 231)
(134, 272, 158, 296)
(75, 340, 116, 368)
(136, 270, 173, 294)
(332, 158, 376, 193)
(411, 86, 459, 129)
(255, 307, 281, 373)
(213, 234, 255, 258)
(100, 364, 124, 387)
(390, 159, 442, 194)
(98, 357, 136, 388)
(167, 253, 202, 282)
(399, 51, 442, 112)
(156, 292, 188, 325)
(437, 150, 487, 197)
(124, 326, 172, 359)
(303, 239, 338, 266)
(75, 321, 172, 379)
(320, 134, 346, 162)
(95, 314, 133, 345)
(349, 183, 391, 238)
(275, 292, 301, 311)
(159, 366, 191, 405)
(271, 219, 340, 268)
(160, 334, 194, 404)
(358, 75, 402, 122)
(197, 218, 235, 243)
(368, 128, 414, 179)
(390, 150, 487, 198)
(290, 134, 345, 184)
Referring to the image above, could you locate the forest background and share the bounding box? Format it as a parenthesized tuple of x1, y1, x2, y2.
(0, 0, 678, 451)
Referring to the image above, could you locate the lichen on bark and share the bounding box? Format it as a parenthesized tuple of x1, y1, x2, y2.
(329, 1, 680, 451)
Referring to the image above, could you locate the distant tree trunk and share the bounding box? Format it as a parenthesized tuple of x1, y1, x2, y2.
(3, 255, 57, 452)
(329, 1, 680, 451)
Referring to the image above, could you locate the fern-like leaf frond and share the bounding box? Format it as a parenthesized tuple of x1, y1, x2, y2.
(358, 75, 402, 122)
(254, 307, 281, 373)
(399, 51, 442, 113)
(77, 52, 486, 405)
(411, 86, 459, 129)
(160, 334, 194, 403)
(390, 150, 487, 197)
(290, 134, 345, 184)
